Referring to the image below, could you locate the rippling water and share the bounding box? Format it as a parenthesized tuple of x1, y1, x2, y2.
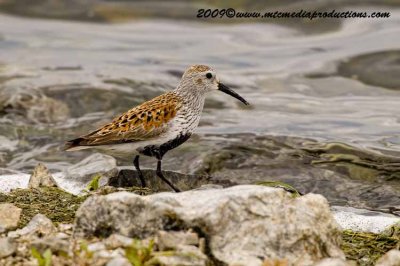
(0, 6, 399, 209)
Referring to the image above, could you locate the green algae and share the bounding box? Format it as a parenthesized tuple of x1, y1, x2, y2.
(0, 187, 87, 228)
(341, 229, 400, 265)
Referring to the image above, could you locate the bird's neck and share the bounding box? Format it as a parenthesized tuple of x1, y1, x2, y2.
(173, 85, 206, 113)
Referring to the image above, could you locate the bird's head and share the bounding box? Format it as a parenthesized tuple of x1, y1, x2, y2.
(178, 65, 249, 105)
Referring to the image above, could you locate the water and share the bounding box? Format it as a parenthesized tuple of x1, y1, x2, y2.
(0, 5, 399, 210)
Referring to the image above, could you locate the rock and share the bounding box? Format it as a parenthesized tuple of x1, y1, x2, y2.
(109, 168, 233, 192)
(313, 258, 348, 266)
(0, 203, 22, 232)
(31, 236, 69, 254)
(0, 237, 16, 258)
(152, 244, 207, 266)
(156, 230, 199, 251)
(54, 153, 118, 195)
(104, 234, 134, 249)
(8, 214, 56, 238)
(74, 185, 344, 266)
(332, 206, 400, 233)
(376, 249, 400, 266)
(0, 173, 30, 193)
(106, 256, 131, 266)
(28, 163, 57, 188)
(87, 242, 106, 253)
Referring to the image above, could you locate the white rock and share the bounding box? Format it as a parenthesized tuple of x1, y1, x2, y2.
(74, 185, 344, 266)
(376, 249, 400, 266)
(0, 173, 30, 193)
(332, 206, 400, 233)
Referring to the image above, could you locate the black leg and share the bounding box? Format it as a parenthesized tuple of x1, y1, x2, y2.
(156, 160, 180, 192)
(133, 155, 146, 188)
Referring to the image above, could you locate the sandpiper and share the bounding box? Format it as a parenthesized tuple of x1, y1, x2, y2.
(65, 65, 249, 192)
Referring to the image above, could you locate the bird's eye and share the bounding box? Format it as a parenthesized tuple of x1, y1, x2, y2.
(206, 72, 213, 79)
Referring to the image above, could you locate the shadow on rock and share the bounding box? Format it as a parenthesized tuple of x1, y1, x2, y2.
(108, 168, 237, 192)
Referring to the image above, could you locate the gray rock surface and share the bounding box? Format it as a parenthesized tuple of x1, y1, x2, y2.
(0, 237, 16, 258)
(376, 249, 400, 266)
(28, 163, 57, 188)
(0, 203, 22, 232)
(74, 185, 344, 266)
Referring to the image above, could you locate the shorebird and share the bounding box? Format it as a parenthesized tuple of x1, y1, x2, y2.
(65, 65, 249, 192)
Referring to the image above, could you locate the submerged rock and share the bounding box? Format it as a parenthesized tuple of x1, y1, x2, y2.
(74, 185, 344, 265)
(0, 203, 22, 232)
(28, 163, 57, 188)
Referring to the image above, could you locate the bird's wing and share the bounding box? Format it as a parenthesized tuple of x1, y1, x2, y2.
(65, 92, 182, 149)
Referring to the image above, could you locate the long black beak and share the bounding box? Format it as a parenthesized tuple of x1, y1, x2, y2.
(218, 83, 249, 105)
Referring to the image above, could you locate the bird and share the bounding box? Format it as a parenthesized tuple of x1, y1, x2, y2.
(64, 65, 249, 192)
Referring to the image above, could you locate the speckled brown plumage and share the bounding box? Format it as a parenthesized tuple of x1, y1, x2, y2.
(65, 92, 182, 148)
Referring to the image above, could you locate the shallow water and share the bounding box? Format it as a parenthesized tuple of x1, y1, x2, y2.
(0, 5, 399, 210)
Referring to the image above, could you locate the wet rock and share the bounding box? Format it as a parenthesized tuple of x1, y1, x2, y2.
(376, 249, 400, 266)
(0, 136, 17, 152)
(0, 237, 16, 258)
(332, 206, 400, 233)
(109, 168, 235, 192)
(156, 230, 199, 251)
(8, 214, 56, 238)
(28, 163, 57, 188)
(338, 50, 400, 90)
(0, 203, 22, 232)
(0, 87, 70, 123)
(152, 244, 207, 266)
(74, 185, 344, 265)
(189, 134, 400, 210)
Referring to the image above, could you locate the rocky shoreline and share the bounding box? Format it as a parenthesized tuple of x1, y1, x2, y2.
(0, 160, 399, 266)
